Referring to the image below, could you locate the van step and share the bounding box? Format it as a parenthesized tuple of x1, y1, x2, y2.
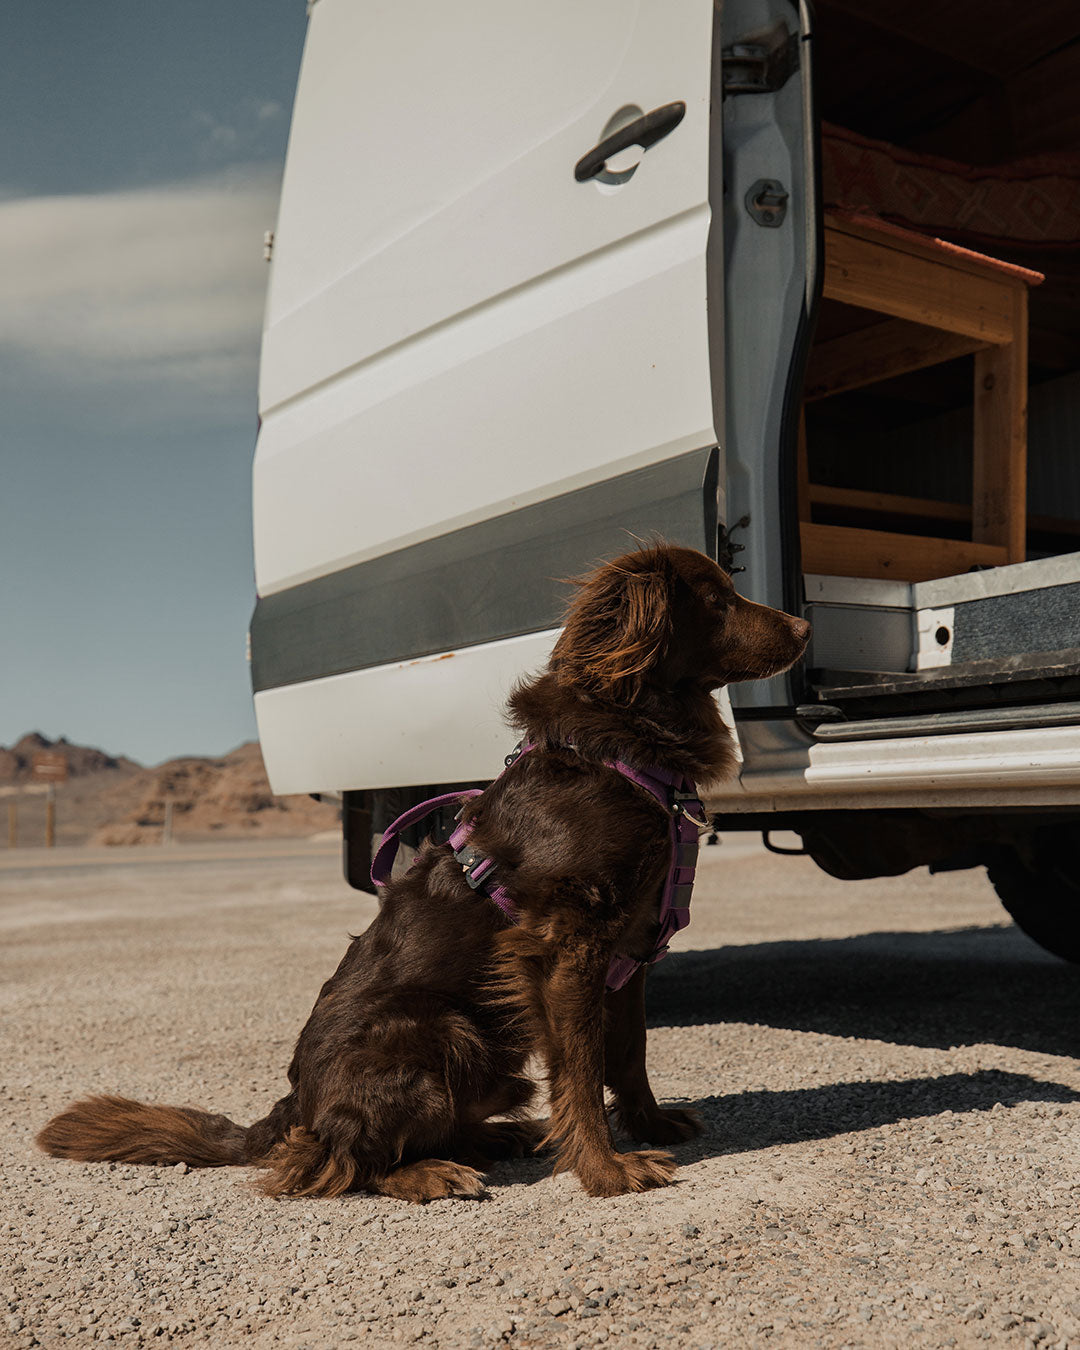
(808, 699, 1080, 741)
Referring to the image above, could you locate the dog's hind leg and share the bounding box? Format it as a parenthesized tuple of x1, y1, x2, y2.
(255, 998, 499, 1200)
(256, 1081, 468, 1200)
(370, 1158, 487, 1202)
(256, 1071, 470, 1200)
(603, 966, 702, 1145)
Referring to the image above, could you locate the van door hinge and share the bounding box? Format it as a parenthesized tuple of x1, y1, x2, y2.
(721, 27, 800, 96)
(718, 514, 750, 574)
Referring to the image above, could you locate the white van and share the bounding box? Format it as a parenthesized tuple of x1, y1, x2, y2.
(251, 0, 1080, 960)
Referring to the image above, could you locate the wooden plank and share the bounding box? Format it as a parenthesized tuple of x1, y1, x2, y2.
(804, 319, 990, 401)
(805, 485, 1080, 538)
(808, 484, 971, 523)
(825, 214, 1042, 288)
(972, 288, 1027, 561)
(824, 227, 1018, 344)
(800, 522, 1008, 583)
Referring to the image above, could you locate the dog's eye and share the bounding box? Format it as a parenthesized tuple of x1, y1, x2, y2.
(703, 591, 723, 608)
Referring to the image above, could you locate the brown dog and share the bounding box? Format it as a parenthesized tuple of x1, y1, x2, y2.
(38, 543, 809, 1200)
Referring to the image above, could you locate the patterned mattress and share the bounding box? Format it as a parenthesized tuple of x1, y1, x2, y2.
(821, 121, 1080, 251)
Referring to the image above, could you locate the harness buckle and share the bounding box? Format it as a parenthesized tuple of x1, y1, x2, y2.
(670, 788, 711, 829)
(504, 740, 525, 768)
(454, 842, 494, 890)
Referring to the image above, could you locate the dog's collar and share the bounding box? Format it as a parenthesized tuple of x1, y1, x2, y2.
(510, 740, 709, 825)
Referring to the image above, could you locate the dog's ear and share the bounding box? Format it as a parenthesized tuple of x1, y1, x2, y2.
(552, 552, 672, 701)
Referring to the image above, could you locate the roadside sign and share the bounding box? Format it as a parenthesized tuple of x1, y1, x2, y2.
(31, 752, 68, 783)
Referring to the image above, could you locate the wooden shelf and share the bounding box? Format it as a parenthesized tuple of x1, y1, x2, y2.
(823, 222, 1022, 345)
(798, 212, 1042, 582)
(804, 320, 990, 402)
(807, 484, 970, 523)
(806, 485, 1080, 540)
(800, 522, 1009, 582)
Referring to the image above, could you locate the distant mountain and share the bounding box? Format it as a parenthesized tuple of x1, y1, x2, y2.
(0, 734, 338, 847)
(0, 731, 141, 783)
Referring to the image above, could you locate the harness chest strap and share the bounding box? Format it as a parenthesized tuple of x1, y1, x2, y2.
(370, 745, 705, 992)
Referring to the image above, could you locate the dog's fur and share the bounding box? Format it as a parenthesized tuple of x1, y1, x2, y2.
(38, 544, 810, 1200)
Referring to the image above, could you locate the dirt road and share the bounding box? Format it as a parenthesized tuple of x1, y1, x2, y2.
(3, 837, 1079, 1348)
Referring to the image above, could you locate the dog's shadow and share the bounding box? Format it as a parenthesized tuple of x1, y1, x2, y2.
(483, 926, 1080, 1185)
(483, 1063, 1079, 1190)
(639, 925, 1080, 1162)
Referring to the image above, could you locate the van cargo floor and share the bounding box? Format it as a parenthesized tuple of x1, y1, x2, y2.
(804, 552, 1080, 714)
(813, 646, 1080, 701)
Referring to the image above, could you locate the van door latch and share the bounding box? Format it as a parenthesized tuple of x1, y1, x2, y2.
(745, 179, 788, 227)
(721, 29, 800, 96)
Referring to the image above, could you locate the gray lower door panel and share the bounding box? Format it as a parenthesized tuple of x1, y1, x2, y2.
(250, 447, 718, 694)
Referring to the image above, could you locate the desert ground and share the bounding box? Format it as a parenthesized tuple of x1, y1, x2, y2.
(3, 835, 1080, 1348)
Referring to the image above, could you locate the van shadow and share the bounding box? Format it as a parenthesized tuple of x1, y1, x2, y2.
(629, 926, 1080, 1160)
(647, 925, 1080, 1057)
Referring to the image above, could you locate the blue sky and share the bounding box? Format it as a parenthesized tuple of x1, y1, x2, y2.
(0, 1, 307, 765)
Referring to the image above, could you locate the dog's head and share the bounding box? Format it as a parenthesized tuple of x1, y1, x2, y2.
(551, 543, 811, 701)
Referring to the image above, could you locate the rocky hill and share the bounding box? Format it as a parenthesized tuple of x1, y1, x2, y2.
(0, 731, 141, 783)
(0, 733, 338, 847)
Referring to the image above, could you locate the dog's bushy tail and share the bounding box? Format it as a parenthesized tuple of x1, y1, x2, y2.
(36, 1095, 249, 1168)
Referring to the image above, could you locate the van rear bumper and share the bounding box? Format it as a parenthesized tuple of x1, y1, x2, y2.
(705, 717, 1080, 813)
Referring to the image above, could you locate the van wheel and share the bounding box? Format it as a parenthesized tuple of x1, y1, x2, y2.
(986, 828, 1080, 963)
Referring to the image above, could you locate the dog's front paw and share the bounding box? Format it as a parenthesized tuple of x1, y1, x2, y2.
(626, 1106, 704, 1146)
(580, 1148, 676, 1197)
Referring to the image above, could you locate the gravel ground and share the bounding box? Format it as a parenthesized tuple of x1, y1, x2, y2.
(3, 835, 1080, 1349)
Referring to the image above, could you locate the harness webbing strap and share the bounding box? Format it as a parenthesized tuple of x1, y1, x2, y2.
(602, 760, 701, 991)
(369, 788, 482, 888)
(369, 744, 704, 991)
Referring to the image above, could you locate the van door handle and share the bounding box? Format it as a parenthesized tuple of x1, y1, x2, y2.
(573, 101, 686, 183)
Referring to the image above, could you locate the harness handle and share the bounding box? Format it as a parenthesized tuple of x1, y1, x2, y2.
(370, 789, 483, 888)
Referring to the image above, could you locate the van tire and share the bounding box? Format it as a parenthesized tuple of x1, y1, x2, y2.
(986, 830, 1080, 964)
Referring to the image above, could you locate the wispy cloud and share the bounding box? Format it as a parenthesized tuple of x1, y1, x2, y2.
(192, 110, 241, 149)
(0, 165, 280, 407)
(191, 99, 286, 161)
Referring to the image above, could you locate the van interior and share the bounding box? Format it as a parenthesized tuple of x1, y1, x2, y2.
(797, 1, 1080, 713)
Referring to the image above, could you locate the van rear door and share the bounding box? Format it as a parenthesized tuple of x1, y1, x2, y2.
(252, 0, 722, 792)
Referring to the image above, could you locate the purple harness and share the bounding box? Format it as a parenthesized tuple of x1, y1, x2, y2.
(369, 744, 705, 991)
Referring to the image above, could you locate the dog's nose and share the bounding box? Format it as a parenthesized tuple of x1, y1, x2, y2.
(790, 617, 812, 643)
